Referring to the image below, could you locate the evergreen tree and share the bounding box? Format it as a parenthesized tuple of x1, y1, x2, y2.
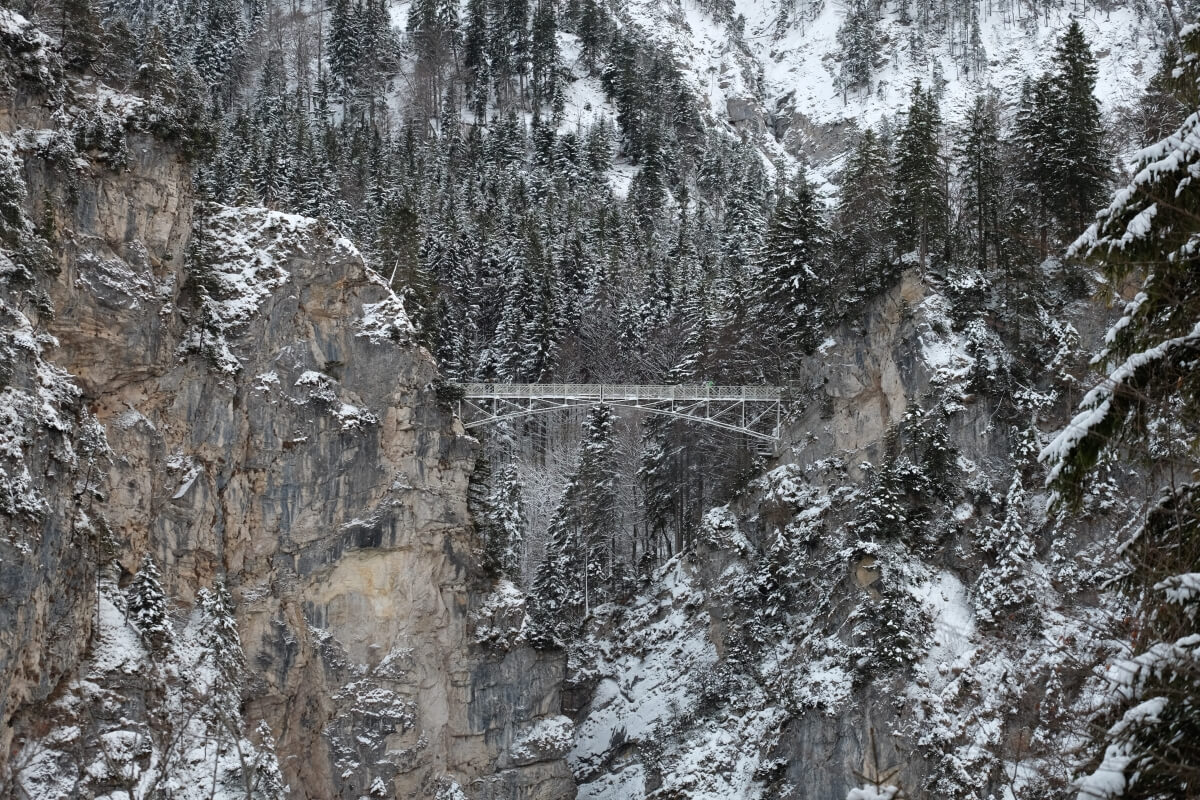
(757, 173, 831, 364)
(134, 24, 178, 103)
(463, 0, 490, 118)
(1047, 19, 1108, 238)
(973, 475, 1035, 626)
(192, 0, 246, 97)
(58, 0, 104, 72)
(638, 417, 678, 571)
(890, 82, 947, 272)
(1045, 30, 1200, 793)
(577, 0, 605, 70)
(531, 0, 561, 113)
(488, 462, 526, 577)
(531, 404, 620, 639)
(127, 554, 171, 649)
(328, 0, 361, 93)
(955, 91, 1004, 274)
(197, 579, 243, 687)
(1013, 73, 1058, 256)
(1015, 22, 1110, 250)
(837, 127, 892, 299)
(835, 0, 878, 97)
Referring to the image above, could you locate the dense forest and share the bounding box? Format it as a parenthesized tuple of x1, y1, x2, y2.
(2, 0, 1198, 795)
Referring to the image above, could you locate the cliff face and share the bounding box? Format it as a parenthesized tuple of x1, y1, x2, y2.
(566, 271, 1123, 800)
(0, 11, 573, 799)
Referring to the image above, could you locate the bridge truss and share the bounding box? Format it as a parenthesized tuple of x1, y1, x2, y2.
(453, 383, 785, 442)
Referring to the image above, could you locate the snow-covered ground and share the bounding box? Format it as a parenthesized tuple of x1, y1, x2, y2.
(619, 0, 1164, 174)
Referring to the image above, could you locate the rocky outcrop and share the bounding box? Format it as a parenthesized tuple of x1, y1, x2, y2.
(0, 12, 574, 798)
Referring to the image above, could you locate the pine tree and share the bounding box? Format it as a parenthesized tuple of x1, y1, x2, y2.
(578, 0, 605, 70)
(955, 91, 1003, 274)
(192, 0, 247, 96)
(58, 0, 105, 72)
(1048, 19, 1109, 238)
(1135, 39, 1191, 147)
(973, 475, 1035, 626)
(1015, 22, 1110, 251)
(1044, 29, 1200, 793)
(127, 554, 171, 648)
(134, 24, 178, 103)
(531, 0, 560, 113)
(328, 0, 361, 93)
(489, 462, 526, 577)
(463, 0, 489, 118)
(638, 418, 678, 572)
(835, 0, 878, 97)
(836, 128, 892, 299)
(531, 404, 621, 639)
(890, 82, 947, 272)
(757, 173, 831, 364)
(198, 579, 243, 686)
(409, 0, 456, 118)
(1013, 73, 1058, 256)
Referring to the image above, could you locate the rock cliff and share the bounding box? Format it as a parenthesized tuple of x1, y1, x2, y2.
(0, 11, 573, 799)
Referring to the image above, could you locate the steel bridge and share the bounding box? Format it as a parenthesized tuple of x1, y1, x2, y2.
(452, 383, 785, 442)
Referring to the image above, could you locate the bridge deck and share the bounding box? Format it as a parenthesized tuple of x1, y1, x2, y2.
(456, 383, 784, 401)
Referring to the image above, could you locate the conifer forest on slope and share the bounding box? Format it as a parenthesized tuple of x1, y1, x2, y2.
(1, 0, 1199, 796)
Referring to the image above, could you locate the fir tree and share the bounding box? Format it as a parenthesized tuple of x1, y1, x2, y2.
(890, 81, 947, 272)
(531, 0, 560, 113)
(835, 0, 878, 97)
(328, 0, 361, 93)
(955, 91, 1004, 274)
(127, 553, 171, 648)
(1048, 19, 1109, 237)
(58, 0, 104, 72)
(198, 578, 243, 686)
(489, 462, 526, 577)
(837, 127, 892, 299)
(531, 404, 620, 639)
(973, 475, 1035, 626)
(577, 0, 605, 70)
(1045, 30, 1200, 793)
(757, 173, 831, 363)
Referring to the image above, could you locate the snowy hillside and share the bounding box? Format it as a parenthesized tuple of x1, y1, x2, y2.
(617, 0, 1167, 167)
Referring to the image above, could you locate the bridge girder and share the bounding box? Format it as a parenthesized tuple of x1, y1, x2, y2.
(452, 384, 784, 443)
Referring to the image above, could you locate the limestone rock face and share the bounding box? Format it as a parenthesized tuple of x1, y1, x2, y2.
(0, 26, 573, 798)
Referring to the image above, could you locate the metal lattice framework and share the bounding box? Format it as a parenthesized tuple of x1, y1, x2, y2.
(453, 383, 785, 442)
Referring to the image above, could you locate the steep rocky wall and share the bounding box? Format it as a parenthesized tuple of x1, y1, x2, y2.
(0, 13, 574, 798)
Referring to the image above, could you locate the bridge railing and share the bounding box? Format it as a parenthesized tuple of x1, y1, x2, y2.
(457, 383, 784, 401)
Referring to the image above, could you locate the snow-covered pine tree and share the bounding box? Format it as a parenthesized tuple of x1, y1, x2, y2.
(576, 0, 606, 70)
(1015, 22, 1110, 254)
(973, 474, 1035, 626)
(955, 91, 1003, 276)
(489, 462, 526, 578)
(836, 127, 892, 300)
(531, 403, 621, 639)
(463, 0, 489, 118)
(890, 81, 947, 273)
(127, 553, 171, 648)
(1013, 73, 1059, 256)
(835, 0, 878, 98)
(1044, 24, 1200, 797)
(198, 578, 243, 687)
(531, 0, 561, 114)
(327, 0, 362, 95)
(57, 0, 104, 72)
(638, 417, 677, 572)
(756, 172, 831, 366)
(1047, 19, 1109, 239)
(192, 0, 246, 97)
